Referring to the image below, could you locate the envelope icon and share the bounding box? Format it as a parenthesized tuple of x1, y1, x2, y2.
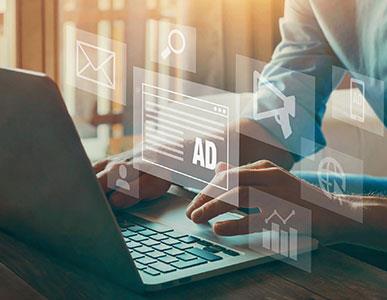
(76, 40, 116, 90)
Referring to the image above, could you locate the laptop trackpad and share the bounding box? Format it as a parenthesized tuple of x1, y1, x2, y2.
(127, 190, 317, 254)
(128, 192, 255, 249)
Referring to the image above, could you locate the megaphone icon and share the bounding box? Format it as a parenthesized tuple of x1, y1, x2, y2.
(253, 70, 296, 139)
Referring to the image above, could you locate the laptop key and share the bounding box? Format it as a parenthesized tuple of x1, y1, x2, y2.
(140, 229, 157, 237)
(133, 220, 173, 233)
(130, 251, 144, 260)
(136, 246, 154, 254)
(149, 262, 176, 273)
(126, 241, 141, 249)
(165, 248, 184, 256)
(174, 243, 193, 251)
(223, 249, 240, 257)
(136, 256, 157, 265)
(197, 240, 212, 247)
(146, 224, 172, 233)
(176, 253, 197, 261)
(134, 262, 147, 270)
(128, 225, 146, 232)
(187, 248, 222, 262)
(203, 245, 224, 253)
(151, 233, 169, 241)
(153, 244, 172, 252)
(179, 236, 199, 244)
(147, 250, 166, 259)
(162, 238, 180, 246)
(122, 230, 136, 238)
(171, 258, 207, 269)
(141, 239, 160, 247)
(165, 231, 187, 239)
(142, 268, 160, 276)
(159, 255, 179, 264)
(130, 235, 147, 242)
(118, 220, 134, 228)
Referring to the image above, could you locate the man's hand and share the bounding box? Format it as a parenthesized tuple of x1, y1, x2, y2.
(94, 157, 171, 209)
(186, 160, 339, 240)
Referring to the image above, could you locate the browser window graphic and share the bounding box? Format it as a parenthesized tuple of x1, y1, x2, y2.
(141, 83, 230, 190)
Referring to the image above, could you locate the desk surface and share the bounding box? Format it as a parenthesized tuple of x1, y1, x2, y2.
(1, 230, 387, 299)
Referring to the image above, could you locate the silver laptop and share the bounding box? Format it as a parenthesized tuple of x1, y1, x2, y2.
(0, 69, 315, 292)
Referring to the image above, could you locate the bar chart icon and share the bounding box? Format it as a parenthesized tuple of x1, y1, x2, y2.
(262, 209, 298, 261)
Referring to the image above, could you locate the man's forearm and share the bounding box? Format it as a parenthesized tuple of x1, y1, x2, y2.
(345, 196, 387, 251)
(317, 194, 387, 252)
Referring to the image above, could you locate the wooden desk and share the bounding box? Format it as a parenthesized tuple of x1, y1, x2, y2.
(1, 230, 387, 299)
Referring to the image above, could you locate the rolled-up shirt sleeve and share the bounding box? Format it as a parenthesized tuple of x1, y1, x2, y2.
(253, 0, 341, 160)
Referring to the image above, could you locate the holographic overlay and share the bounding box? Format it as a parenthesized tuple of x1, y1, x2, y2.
(331, 66, 384, 137)
(64, 25, 127, 105)
(133, 67, 240, 205)
(235, 54, 316, 158)
(299, 138, 363, 223)
(247, 187, 312, 272)
(149, 20, 196, 73)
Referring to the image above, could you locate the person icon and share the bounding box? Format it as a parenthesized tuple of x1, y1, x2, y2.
(115, 165, 130, 191)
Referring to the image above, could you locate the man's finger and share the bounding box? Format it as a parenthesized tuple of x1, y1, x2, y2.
(190, 198, 237, 224)
(240, 159, 277, 170)
(186, 167, 283, 219)
(187, 160, 280, 218)
(190, 186, 264, 223)
(199, 160, 281, 198)
(186, 168, 236, 219)
(93, 159, 110, 174)
(96, 168, 111, 193)
(213, 214, 261, 236)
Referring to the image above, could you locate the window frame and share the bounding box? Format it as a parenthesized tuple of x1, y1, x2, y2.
(1, 0, 17, 67)
(16, 0, 58, 81)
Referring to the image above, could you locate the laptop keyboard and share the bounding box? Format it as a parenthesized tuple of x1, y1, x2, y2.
(118, 216, 240, 277)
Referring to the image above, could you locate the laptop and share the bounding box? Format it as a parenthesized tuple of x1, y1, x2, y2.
(0, 68, 315, 292)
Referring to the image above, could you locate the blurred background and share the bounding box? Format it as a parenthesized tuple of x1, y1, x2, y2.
(1, 0, 386, 176)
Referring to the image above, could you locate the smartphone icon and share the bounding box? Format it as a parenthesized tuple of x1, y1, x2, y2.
(350, 78, 365, 122)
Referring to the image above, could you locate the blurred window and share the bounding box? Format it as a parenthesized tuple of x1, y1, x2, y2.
(58, 0, 177, 160)
(0, 0, 16, 67)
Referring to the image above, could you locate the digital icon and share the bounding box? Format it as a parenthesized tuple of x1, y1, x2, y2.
(350, 78, 365, 122)
(76, 40, 116, 89)
(262, 209, 298, 260)
(150, 21, 196, 73)
(318, 157, 346, 203)
(115, 165, 130, 191)
(161, 29, 186, 60)
(253, 70, 296, 139)
(141, 83, 229, 190)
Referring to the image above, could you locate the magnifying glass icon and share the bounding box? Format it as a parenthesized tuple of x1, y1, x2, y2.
(161, 29, 186, 60)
